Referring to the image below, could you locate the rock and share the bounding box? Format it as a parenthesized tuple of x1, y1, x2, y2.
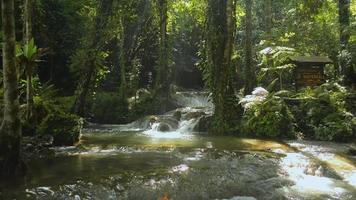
(184, 111, 206, 120)
(223, 197, 257, 200)
(173, 111, 182, 121)
(194, 115, 212, 132)
(347, 148, 356, 156)
(157, 123, 171, 132)
(136, 88, 151, 98)
(161, 117, 179, 130)
(40, 134, 54, 147)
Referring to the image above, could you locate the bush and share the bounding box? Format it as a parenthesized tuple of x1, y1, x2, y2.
(20, 96, 82, 146)
(37, 113, 82, 146)
(241, 94, 296, 139)
(295, 83, 356, 142)
(91, 92, 129, 124)
(128, 90, 156, 121)
(313, 112, 355, 141)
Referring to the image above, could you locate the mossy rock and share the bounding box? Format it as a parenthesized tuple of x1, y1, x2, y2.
(37, 113, 83, 146)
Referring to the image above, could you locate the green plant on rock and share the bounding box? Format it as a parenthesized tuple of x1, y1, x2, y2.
(241, 94, 296, 139)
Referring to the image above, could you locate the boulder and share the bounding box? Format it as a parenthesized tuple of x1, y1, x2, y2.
(184, 111, 206, 120)
(194, 115, 213, 132)
(173, 111, 182, 121)
(157, 123, 171, 132)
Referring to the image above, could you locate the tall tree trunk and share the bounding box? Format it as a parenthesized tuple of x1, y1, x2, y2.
(73, 0, 113, 116)
(118, 17, 126, 100)
(244, 0, 255, 94)
(24, 0, 34, 120)
(338, 0, 353, 85)
(155, 0, 170, 112)
(206, 0, 238, 134)
(264, 0, 272, 41)
(0, 0, 23, 177)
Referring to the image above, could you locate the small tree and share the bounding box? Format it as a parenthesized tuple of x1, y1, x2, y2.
(16, 39, 46, 120)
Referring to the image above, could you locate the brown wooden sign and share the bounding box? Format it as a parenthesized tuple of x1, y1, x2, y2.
(295, 66, 325, 88)
(289, 56, 332, 89)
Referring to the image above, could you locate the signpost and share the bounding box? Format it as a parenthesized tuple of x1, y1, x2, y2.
(289, 56, 332, 90)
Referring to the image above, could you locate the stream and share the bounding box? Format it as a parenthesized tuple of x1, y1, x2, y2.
(1, 92, 356, 200)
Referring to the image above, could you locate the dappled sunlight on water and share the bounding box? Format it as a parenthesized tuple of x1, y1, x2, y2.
(1, 129, 356, 199)
(275, 141, 356, 199)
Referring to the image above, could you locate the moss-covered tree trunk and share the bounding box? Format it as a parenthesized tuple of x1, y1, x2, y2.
(74, 0, 113, 116)
(206, 0, 238, 134)
(244, 0, 256, 95)
(264, 0, 272, 41)
(24, 0, 34, 120)
(155, 0, 170, 112)
(338, 0, 353, 85)
(0, 0, 23, 177)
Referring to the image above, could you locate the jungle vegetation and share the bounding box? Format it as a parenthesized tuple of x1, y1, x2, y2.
(0, 0, 355, 178)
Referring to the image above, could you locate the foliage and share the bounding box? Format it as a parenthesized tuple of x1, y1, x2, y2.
(294, 83, 355, 141)
(37, 113, 82, 146)
(257, 46, 298, 91)
(91, 92, 129, 124)
(20, 84, 82, 146)
(241, 94, 296, 139)
(128, 90, 156, 121)
(16, 39, 41, 62)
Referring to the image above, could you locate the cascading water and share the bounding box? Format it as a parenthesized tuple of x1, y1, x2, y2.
(142, 91, 213, 138)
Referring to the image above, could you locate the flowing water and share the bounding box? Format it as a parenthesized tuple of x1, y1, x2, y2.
(1, 92, 356, 200)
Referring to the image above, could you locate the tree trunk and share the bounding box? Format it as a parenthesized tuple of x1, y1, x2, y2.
(0, 0, 23, 177)
(73, 0, 113, 116)
(155, 0, 170, 112)
(24, 0, 34, 120)
(244, 0, 255, 95)
(339, 0, 350, 49)
(118, 17, 126, 100)
(264, 0, 272, 41)
(338, 0, 353, 85)
(206, 0, 238, 134)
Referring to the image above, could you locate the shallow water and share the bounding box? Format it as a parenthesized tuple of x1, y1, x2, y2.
(1, 92, 356, 199)
(1, 128, 355, 200)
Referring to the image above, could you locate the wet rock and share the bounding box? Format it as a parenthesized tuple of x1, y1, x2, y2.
(161, 117, 179, 130)
(149, 116, 159, 124)
(347, 148, 356, 156)
(194, 115, 213, 132)
(157, 123, 171, 132)
(184, 111, 206, 120)
(225, 197, 257, 200)
(173, 111, 182, 121)
(40, 134, 54, 147)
